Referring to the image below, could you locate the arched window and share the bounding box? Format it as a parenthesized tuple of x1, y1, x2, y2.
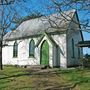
(29, 39, 35, 57)
(78, 48, 80, 58)
(13, 41, 18, 57)
(72, 39, 75, 58)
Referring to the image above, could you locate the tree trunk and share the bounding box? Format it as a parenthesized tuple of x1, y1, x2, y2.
(0, 41, 3, 70)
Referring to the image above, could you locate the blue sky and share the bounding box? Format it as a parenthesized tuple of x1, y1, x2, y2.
(82, 32, 90, 55)
(20, 0, 90, 55)
(78, 10, 90, 55)
(29, 0, 90, 55)
(7, 0, 90, 55)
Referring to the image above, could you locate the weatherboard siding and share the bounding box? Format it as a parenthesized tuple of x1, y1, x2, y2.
(67, 30, 83, 66)
(2, 38, 40, 66)
(2, 34, 67, 68)
(51, 34, 67, 68)
(2, 10, 83, 68)
(67, 13, 83, 67)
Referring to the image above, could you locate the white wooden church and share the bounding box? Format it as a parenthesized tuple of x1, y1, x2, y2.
(2, 10, 83, 68)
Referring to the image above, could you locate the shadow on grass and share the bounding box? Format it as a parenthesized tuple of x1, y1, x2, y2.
(0, 72, 30, 90)
(0, 86, 34, 90)
(0, 73, 29, 80)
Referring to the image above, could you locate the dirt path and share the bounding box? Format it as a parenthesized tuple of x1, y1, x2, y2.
(26, 67, 77, 90)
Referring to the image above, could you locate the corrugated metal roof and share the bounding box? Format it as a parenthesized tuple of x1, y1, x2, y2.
(4, 9, 76, 41)
(76, 41, 90, 47)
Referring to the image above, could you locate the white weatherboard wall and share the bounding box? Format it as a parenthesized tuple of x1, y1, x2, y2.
(51, 34, 67, 68)
(67, 13, 83, 66)
(2, 37, 40, 66)
(67, 30, 83, 66)
(2, 33, 67, 68)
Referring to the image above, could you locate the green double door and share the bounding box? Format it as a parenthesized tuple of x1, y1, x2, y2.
(40, 40, 49, 66)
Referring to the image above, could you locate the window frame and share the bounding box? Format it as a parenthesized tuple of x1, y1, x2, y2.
(13, 41, 18, 58)
(78, 48, 80, 59)
(71, 38, 75, 58)
(29, 39, 35, 57)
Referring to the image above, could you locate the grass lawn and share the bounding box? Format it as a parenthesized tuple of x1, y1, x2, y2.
(0, 66, 90, 90)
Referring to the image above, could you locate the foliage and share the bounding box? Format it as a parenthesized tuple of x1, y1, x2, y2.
(84, 54, 90, 58)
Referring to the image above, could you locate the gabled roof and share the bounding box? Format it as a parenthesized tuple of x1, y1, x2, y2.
(36, 32, 57, 47)
(4, 9, 76, 41)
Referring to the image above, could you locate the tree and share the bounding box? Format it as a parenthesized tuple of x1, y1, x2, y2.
(0, 0, 90, 70)
(0, 0, 37, 70)
(38, 0, 90, 33)
(0, 1, 16, 70)
(11, 11, 43, 30)
(47, 0, 90, 32)
(0, 0, 14, 5)
(47, 0, 90, 68)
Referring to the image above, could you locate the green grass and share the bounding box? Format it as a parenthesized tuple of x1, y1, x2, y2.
(0, 66, 90, 90)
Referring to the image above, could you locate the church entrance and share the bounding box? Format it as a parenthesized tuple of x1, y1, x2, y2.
(40, 40, 49, 66)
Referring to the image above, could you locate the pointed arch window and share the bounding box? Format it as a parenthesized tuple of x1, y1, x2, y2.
(72, 39, 75, 58)
(78, 48, 80, 58)
(29, 39, 35, 57)
(13, 41, 18, 57)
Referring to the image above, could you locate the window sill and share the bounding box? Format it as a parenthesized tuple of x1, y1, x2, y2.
(28, 55, 35, 58)
(71, 57, 75, 58)
(13, 57, 18, 58)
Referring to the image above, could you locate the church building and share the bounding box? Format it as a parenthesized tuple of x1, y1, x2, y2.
(2, 10, 83, 68)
